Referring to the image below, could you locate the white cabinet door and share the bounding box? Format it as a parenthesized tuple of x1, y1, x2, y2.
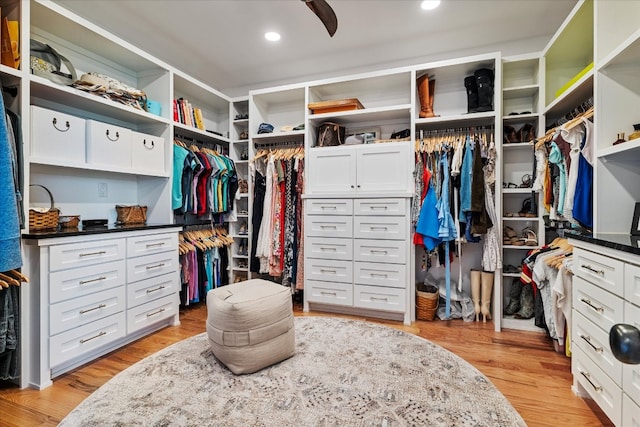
(307, 146, 357, 194)
(356, 142, 411, 193)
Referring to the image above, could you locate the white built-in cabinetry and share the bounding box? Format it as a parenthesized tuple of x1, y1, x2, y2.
(23, 227, 181, 389)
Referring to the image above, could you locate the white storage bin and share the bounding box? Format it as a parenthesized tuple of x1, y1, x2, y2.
(30, 106, 86, 164)
(131, 131, 165, 174)
(86, 120, 132, 169)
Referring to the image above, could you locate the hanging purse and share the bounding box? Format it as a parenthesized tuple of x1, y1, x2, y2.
(317, 121, 346, 147)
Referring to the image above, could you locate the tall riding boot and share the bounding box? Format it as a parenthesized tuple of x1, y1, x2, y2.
(514, 283, 535, 319)
(464, 75, 479, 113)
(480, 271, 494, 323)
(503, 278, 523, 315)
(417, 74, 436, 118)
(428, 78, 438, 117)
(474, 68, 494, 112)
(470, 270, 481, 321)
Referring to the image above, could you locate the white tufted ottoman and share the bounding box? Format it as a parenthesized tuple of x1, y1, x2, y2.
(206, 279, 295, 374)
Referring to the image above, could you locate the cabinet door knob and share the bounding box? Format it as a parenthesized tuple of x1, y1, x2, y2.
(350, 185, 354, 188)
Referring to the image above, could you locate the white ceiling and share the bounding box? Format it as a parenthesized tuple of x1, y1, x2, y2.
(54, 0, 578, 97)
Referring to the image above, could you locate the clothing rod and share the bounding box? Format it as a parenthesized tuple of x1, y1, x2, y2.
(175, 133, 228, 147)
(254, 140, 303, 149)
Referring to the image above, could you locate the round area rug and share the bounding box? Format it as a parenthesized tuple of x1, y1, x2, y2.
(60, 317, 526, 426)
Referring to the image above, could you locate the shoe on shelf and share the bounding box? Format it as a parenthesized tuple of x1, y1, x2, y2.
(238, 221, 248, 235)
(522, 226, 538, 246)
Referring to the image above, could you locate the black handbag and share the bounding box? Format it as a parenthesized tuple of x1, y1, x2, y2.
(317, 122, 346, 147)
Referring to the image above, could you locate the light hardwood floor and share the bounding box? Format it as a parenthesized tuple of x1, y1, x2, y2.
(0, 302, 613, 427)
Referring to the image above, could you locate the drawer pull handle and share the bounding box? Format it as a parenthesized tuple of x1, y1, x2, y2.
(320, 225, 337, 230)
(79, 250, 107, 257)
(146, 263, 165, 270)
(52, 118, 70, 132)
(579, 334, 603, 353)
(370, 226, 388, 230)
(370, 250, 388, 254)
(105, 129, 120, 142)
(580, 298, 604, 313)
(321, 206, 337, 210)
(320, 247, 337, 252)
(80, 331, 106, 344)
(370, 273, 388, 278)
(320, 291, 337, 296)
(579, 370, 603, 392)
(146, 285, 166, 294)
(581, 264, 605, 276)
(370, 296, 388, 301)
(369, 206, 388, 210)
(320, 269, 337, 274)
(146, 242, 165, 248)
(79, 304, 107, 314)
(79, 276, 107, 285)
(147, 308, 166, 317)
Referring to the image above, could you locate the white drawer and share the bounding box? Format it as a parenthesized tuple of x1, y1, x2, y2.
(127, 232, 178, 258)
(131, 131, 165, 175)
(354, 239, 407, 264)
(127, 251, 179, 283)
(305, 280, 353, 306)
(30, 105, 86, 164)
(304, 258, 352, 284)
(572, 345, 622, 427)
(624, 392, 640, 426)
(623, 302, 640, 407)
(354, 261, 406, 289)
(50, 260, 126, 304)
(305, 215, 353, 238)
(127, 271, 179, 309)
(574, 248, 624, 297)
(572, 310, 622, 386)
(354, 284, 406, 312)
(86, 119, 132, 169)
(624, 263, 640, 307)
(50, 286, 125, 336)
(127, 293, 178, 335)
(50, 312, 126, 368)
(573, 276, 624, 333)
(50, 238, 126, 272)
(354, 216, 407, 240)
(305, 237, 352, 261)
(306, 199, 353, 215)
(354, 199, 406, 216)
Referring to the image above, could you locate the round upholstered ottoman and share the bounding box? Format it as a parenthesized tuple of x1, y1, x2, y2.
(206, 279, 295, 374)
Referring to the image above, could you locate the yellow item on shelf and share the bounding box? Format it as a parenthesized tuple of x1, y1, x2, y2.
(554, 62, 594, 99)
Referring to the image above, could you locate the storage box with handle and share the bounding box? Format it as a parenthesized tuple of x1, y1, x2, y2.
(86, 119, 132, 169)
(29, 184, 60, 231)
(30, 106, 86, 164)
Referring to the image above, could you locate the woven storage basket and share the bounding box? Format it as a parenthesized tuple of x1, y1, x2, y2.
(115, 205, 147, 225)
(28, 184, 60, 231)
(416, 283, 439, 321)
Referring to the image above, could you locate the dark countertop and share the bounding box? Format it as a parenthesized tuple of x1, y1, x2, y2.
(22, 223, 182, 240)
(566, 231, 640, 256)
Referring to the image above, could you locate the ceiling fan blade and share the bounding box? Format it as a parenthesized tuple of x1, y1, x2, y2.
(304, 0, 338, 37)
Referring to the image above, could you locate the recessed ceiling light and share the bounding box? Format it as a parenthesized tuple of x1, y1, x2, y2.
(265, 32, 281, 42)
(421, 0, 441, 10)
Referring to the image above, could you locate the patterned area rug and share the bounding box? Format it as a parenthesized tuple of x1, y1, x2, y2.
(60, 317, 526, 426)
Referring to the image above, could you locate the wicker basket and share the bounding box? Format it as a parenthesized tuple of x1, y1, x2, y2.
(416, 283, 439, 321)
(59, 215, 80, 229)
(115, 205, 147, 225)
(28, 184, 60, 231)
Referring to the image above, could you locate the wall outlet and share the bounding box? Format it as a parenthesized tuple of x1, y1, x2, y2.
(98, 182, 108, 198)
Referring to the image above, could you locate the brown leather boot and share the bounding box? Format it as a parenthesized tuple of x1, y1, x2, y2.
(417, 74, 436, 118)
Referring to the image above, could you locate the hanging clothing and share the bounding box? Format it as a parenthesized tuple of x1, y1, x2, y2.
(573, 118, 594, 229)
(250, 168, 266, 273)
(415, 168, 441, 251)
(482, 141, 500, 271)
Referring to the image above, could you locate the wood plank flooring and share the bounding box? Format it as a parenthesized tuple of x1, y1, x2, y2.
(0, 303, 613, 427)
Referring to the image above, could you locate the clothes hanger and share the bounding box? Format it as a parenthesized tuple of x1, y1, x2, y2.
(5, 269, 28, 283)
(0, 272, 21, 286)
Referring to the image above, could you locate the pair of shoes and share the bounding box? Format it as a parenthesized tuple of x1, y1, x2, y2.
(503, 123, 536, 143)
(513, 283, 535, 319)
(238, 179, 249, 193)
(239, 131, 248, 140)
(417, 74, 438, 118)
(504, 279, 523, 315)
(503, 182, 518, 189)
(237, 261, 248, 269)
(470, 270, 494, 323)
(518, 197, 537, 217)
(237, 241, 247, 256)
(235, 113, 248, 120)
(238, 209, 249, 215)
(519, 174, 532, 188)
(465, 68, 494, 113)
(521, 226, 538, 246)
(503, 264, 522, 274)
(238, 221, 247, 235)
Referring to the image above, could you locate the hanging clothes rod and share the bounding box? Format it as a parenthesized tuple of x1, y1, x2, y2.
(254, 139, 303, 149)
(174, 133, 228, 148)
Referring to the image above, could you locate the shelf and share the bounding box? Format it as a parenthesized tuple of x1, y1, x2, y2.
(502, 245, 535, 250)
(502, 217, 540, 221)
(502, 84, 539, 100)
(502, 188, 535, 194)
(232, 266, 249, 272)
(252, 130, 305, 144)
(501, 316, 546, 332)
(30, 77, 169, 127)
(29, 157, 169, 178)
(231, 234, 249, 239)
(308, 104, 411, 126)
(503, 272, 521, 278)
(415, 110, 495, 129)
(232, 254, 249, 259)
(233, 118, 249, 125)
(174, 122, 230, 144)
(502, 142, 534, 149)
(544, 69, 594, 120)
(0, 63, 21, 79)
(502, 114, 539, 122)
(598, 138, 640, 161)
